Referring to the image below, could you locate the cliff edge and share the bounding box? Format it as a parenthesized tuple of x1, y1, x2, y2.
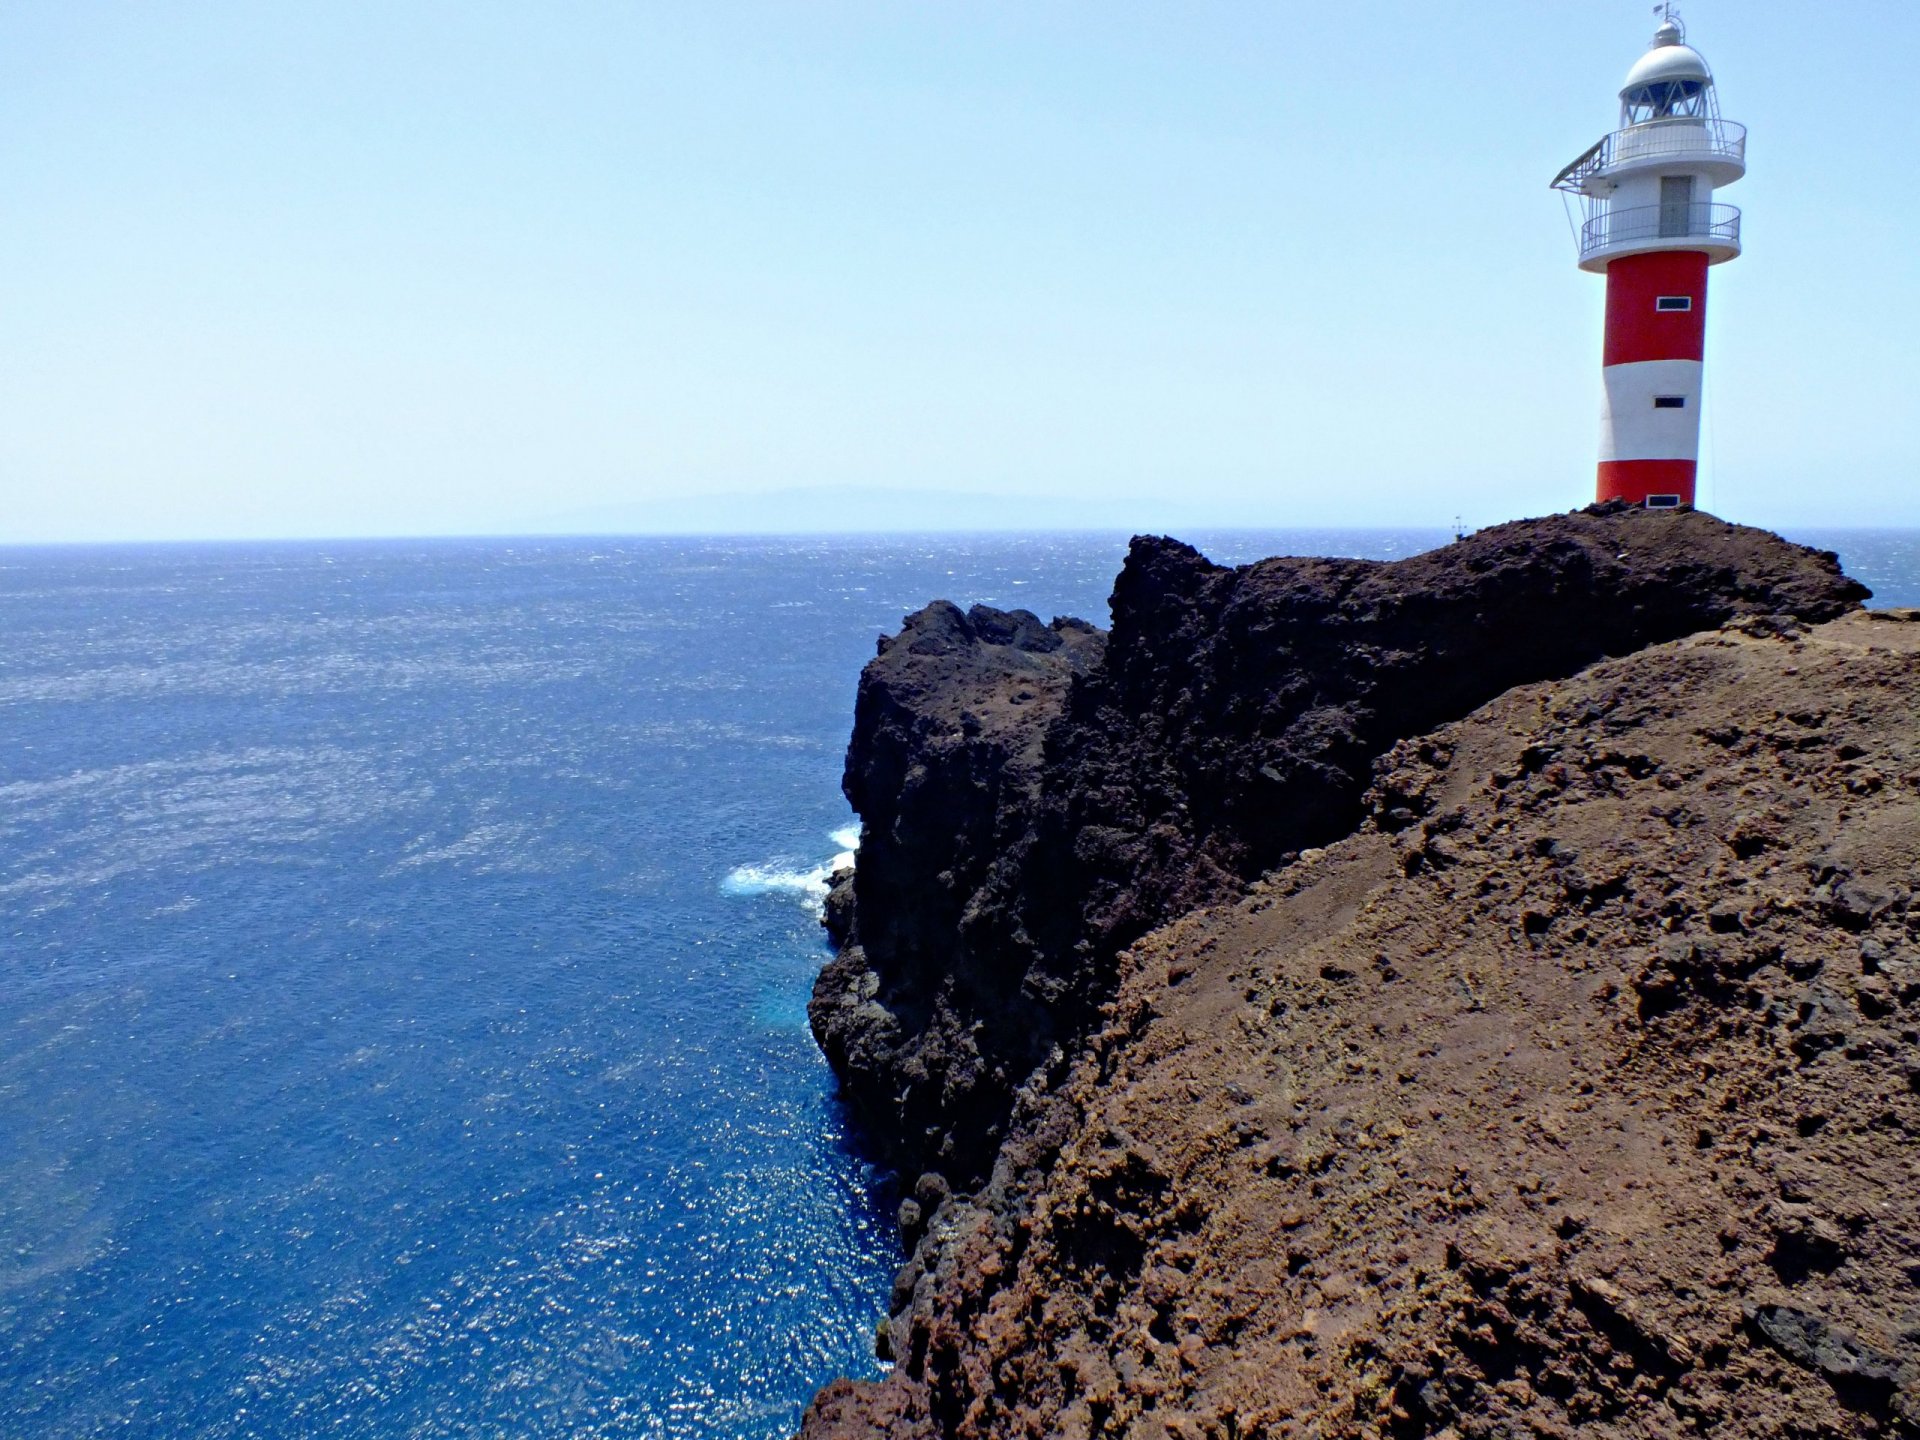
(812, 508, 1869, 1190)
(805, 510, 1918, 1439)
(809, 602, 1920, 1439)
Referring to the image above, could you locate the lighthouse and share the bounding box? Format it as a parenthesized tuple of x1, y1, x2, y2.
(1552, 10, 1745, 508)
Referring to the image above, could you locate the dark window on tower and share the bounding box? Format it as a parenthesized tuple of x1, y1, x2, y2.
(1654, 395, 1687, 409)
(1656, 296, 1693, 312)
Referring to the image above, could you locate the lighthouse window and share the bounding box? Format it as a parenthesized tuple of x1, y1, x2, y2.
(1653, 395, 1687, 409)
(1655, 296, 1693, 312)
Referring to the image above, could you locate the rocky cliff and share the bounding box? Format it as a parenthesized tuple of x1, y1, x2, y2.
(804, 509, 1919, 1439)
(811, 508, 1869, 1190)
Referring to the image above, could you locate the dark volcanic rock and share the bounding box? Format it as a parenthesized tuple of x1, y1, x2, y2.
(810, 508, 1868, 1189)
(809, 601, 1104, 1179)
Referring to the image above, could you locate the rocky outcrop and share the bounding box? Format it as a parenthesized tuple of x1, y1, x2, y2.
(810, 508, 1870, 1192)
(813, 600, 1104, 1178)
(806, 603, 1920, 1440)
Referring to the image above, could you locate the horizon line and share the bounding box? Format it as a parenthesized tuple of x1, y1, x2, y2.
(2, 520, 1915, 551)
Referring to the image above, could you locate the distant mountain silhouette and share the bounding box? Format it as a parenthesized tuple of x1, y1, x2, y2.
(525, 485, 1232, 536)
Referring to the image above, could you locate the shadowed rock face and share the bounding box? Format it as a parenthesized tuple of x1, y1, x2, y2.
(812, 600, 1105, 1180)
(810, 508, 1869, 1193)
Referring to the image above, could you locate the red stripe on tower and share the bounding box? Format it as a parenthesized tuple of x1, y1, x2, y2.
(1551, 10, 1745, 509)
(1603, 251, 1707, 366)
(1597, 458, 1701, 505)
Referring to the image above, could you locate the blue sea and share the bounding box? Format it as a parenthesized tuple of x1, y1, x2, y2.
(2, 528, 1913, 1439)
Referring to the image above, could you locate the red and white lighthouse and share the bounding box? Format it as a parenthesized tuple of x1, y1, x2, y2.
(1553, 11, 1746, 508)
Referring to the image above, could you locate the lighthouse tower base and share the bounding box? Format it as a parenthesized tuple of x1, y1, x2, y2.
(1596, 249, 1709, 507)
(1597, 460, 1696, 506)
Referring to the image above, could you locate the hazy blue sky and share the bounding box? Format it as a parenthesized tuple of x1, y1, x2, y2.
(3, 1, 1916, 541)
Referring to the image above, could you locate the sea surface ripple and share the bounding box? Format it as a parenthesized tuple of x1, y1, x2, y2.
(0, 527, 1910, 1438)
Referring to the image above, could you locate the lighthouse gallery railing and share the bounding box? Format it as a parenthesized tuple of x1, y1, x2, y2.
(1551, 117, 1747, 194)
(1580, 202, 1742, 260)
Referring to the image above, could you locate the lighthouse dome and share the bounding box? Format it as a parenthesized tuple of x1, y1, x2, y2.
(1618, 31, 1716, 124)
(1621, 43, 1712, 98)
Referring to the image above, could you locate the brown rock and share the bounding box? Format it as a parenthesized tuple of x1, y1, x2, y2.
(803, 604, 1920, 1440)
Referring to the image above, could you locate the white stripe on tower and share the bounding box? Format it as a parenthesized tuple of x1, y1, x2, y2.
(1599, 359, 1703, 463)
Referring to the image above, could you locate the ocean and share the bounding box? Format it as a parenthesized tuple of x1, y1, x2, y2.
(2, 527, 1913, 1439)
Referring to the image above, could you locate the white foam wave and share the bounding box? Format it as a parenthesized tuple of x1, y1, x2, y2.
(722, 824, 860, 909)
(721, 862, 836, 903)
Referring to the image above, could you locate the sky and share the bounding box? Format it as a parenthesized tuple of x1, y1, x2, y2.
(2, 1, 1916, 542)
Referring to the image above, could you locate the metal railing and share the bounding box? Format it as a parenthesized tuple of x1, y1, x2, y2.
(1580, 201, 1742, 260)
(1552, 117, 1746, 192)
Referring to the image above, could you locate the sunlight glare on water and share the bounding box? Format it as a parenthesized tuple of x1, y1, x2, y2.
(1, 524, 1905, 1437)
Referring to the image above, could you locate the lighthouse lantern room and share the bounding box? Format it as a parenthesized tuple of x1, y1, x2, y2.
(1552, 9, 1746, 508)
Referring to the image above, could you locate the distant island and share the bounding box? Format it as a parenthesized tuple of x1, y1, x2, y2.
(525, 485, 1298, 537)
